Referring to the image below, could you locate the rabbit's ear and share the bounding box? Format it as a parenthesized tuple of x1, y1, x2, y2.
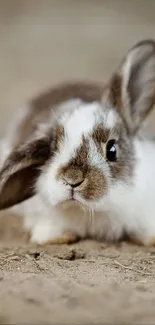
(105, 40, 155, 133)
(0, 138, 51, 210)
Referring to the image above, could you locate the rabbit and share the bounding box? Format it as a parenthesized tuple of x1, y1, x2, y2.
(0, 39, 155, 245)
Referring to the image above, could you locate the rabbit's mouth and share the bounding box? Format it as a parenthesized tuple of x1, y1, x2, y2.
(57, 197, 84, 210)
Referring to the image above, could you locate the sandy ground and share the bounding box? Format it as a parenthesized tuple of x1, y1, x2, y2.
(1, 213, 155, 324)
(1, 1, 155, 324)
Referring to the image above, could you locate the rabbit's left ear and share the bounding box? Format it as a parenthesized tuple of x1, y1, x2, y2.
(105, 40, 155, 133)
(0, 138, 51, 210)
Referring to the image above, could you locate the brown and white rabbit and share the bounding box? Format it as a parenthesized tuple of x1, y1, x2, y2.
(0, 39, 155, 245)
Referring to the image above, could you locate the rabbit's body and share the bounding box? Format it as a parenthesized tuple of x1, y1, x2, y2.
(25, 112, 155, 246)
(1, 40, 155, 245)
(1, 102, 155, 246)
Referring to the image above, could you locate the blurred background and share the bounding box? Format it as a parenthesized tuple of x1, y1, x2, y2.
(0, 0, 155, 136)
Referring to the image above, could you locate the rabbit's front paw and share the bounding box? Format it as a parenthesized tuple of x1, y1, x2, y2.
(30, 222, 78, 245)
(39, 231, 79, 245)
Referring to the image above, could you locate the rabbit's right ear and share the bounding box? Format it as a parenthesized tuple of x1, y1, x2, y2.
(105, 40, 155, 133)
(0, 137, 52, 210)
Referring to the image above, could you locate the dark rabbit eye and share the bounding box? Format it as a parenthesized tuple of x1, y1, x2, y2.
(106, 139, 117, 162)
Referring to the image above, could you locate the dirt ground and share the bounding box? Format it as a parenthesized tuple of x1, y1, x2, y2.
(1, 213, 155, 324)
(1, 1, 155, 324)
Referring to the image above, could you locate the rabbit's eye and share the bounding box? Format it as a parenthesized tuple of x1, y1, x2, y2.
(106, 139, 117, 162)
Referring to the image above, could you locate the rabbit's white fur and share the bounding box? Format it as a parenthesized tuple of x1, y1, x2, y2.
(1, 100, 155, 246)
(27, 138, 155, 245)
(1, 39, 155, 245)
(35, 102, 155, 245)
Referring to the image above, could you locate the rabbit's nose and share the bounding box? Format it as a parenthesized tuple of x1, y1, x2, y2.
(63, 178, 84, 189)
(70, 180, 84, 189)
